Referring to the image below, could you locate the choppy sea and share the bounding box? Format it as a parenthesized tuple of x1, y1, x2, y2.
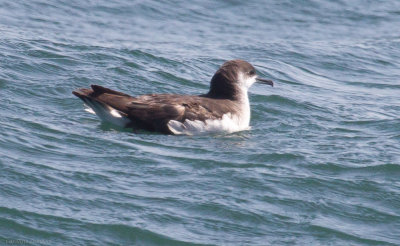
(1, 0, 399, 245)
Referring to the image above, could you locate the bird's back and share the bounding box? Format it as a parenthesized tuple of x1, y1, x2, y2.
(73, 85, 239, 134)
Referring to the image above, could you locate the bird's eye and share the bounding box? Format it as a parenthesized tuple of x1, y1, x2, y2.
(248, 70, 255, 75)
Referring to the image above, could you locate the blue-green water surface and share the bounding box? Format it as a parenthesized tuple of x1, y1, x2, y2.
(1, 0, 400, 245)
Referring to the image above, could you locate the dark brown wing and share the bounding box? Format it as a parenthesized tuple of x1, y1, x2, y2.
(125, 94, 237, 133)
(73, 85, 236, 134)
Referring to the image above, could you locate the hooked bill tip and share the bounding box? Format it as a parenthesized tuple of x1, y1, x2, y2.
(256, 78, 274, 87)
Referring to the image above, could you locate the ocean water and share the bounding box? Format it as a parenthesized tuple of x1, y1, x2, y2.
(1, 0, 400, 245)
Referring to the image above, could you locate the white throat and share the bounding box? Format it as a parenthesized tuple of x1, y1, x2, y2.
(236, 90, 251, 128)
(235, 73, 256, 127)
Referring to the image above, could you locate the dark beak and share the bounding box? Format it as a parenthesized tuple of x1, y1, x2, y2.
(256, 78, 274, 87)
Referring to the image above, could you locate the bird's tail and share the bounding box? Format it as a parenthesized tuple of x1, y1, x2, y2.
(72, 85, 131, 127)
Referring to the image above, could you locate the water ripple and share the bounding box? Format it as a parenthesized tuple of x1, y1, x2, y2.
(1, 0, 400, 245)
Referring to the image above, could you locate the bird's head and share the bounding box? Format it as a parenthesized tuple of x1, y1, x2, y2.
(207, 59, 273, 100)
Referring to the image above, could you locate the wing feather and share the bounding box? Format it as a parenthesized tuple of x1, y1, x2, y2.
(73, 85, 236, 134)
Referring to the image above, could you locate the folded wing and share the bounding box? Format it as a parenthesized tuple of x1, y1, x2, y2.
(73, 85, 233, 134)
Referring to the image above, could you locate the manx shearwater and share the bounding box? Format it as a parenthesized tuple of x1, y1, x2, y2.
(72, 59, 274, 135)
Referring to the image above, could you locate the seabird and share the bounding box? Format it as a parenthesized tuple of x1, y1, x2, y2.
(72, 59, 273, 135)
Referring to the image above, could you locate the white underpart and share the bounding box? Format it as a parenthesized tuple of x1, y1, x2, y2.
(236, 72, 257, 128)
(167, 113, 251, 135)
(168, 73, 257, 135)
(84, 105, 96, 115)
(83, 102, 130, 127)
